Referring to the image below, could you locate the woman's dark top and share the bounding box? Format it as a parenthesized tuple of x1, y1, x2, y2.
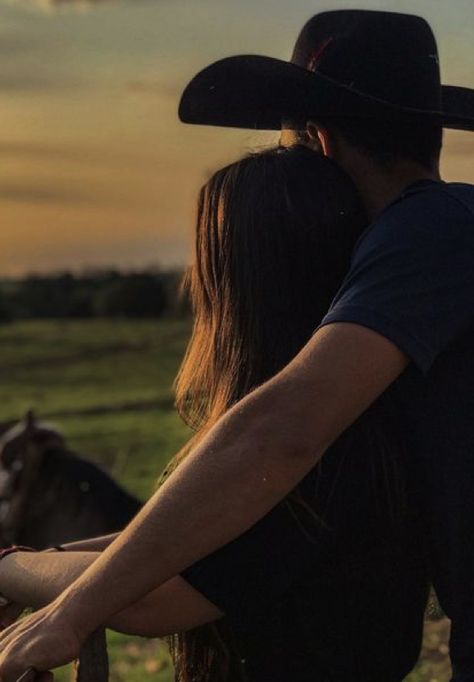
(181, 405, 429, 682)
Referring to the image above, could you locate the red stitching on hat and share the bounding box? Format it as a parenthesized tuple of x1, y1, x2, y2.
(307, 36, 334, 72)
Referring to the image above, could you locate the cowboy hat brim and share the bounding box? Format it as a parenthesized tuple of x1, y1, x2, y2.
(179, 55, 474, 132)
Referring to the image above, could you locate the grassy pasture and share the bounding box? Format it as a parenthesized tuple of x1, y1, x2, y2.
(0, 319, 450, 681)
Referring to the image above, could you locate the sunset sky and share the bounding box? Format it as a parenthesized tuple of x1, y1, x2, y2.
(1, 0, 473, 275)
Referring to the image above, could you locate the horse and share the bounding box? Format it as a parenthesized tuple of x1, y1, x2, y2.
(0, 411, 142, 549)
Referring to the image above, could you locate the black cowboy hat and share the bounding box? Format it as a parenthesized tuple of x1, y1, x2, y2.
(179, 10, 474, 132)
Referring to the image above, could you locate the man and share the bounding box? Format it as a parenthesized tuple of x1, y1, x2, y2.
(0, 10, 474, 682)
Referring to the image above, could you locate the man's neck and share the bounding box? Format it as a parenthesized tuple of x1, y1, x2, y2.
(343, 158, 441, 220)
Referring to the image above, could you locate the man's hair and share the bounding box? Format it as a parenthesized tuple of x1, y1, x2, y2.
(319, 117, 442, 171)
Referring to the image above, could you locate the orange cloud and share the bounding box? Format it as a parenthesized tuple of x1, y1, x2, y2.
(7, 0, 116, 12)
(7, 0, 153, 10)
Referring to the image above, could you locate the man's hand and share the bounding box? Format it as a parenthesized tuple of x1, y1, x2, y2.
(0, 602, 82, 682)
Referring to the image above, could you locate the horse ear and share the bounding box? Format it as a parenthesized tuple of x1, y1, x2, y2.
(25, 410, 36, 434)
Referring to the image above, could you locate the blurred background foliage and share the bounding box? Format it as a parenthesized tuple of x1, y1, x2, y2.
(0, 269, 188, 322)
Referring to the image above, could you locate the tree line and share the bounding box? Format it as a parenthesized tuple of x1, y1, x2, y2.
(0, 270, 189, 322)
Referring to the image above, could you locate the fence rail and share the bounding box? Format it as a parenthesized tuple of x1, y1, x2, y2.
(73, 629, 109, 682)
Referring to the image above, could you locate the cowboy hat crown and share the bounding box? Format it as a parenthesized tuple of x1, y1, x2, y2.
(179, 9, 474, 131)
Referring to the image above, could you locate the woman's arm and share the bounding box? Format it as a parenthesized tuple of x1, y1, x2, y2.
(55, 533, 120, 553)
(0, 552, 221, 637)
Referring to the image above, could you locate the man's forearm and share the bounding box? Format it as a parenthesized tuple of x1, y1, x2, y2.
(56, 366, 323, 637)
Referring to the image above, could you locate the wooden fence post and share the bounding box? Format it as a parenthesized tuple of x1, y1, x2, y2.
(73, 629, 109, 682)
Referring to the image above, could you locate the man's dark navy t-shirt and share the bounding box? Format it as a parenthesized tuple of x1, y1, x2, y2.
(320, 180, 474, 682)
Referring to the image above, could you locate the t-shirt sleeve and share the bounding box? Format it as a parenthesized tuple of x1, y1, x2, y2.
(318, 188, 474, 374)
(180, 494, 333, 633)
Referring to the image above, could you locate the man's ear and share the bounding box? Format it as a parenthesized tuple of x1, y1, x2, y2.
(307, 122, 333, 157)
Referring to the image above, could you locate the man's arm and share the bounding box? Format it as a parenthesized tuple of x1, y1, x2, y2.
(59, 322, 407, 634)
(0, 323, 407, 681)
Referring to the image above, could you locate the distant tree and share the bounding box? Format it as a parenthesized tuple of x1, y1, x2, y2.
(93, 273, 167, 318)
(3, 268, 187, 320)
(68, 286, 95, 318)
(16, 273, 77, 318)
(69, 270, 122, 318)
(0, 290, 12, 323)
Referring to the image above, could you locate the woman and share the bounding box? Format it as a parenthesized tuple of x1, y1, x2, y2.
(0, 146, 428, 681)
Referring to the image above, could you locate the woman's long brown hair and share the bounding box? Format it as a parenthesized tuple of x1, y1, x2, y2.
(165, 146, 403, 681)
(175, 145, 366, 435)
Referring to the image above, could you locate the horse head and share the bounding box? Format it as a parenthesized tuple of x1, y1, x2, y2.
(0, 410, 65, 469)
(0, 410, 66, 546)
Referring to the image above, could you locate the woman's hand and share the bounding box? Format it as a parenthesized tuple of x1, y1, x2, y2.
(0, 601, 83, 682)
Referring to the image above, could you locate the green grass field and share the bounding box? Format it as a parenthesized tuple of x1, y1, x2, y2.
(0, 319, 450, 681)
